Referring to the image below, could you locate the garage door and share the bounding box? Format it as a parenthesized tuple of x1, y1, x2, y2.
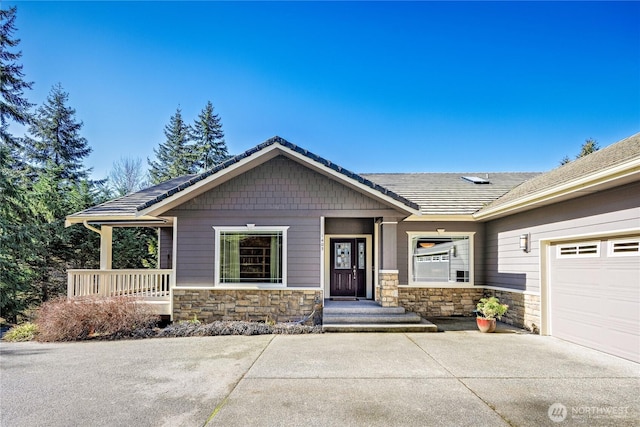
(550, 238, 640, 363)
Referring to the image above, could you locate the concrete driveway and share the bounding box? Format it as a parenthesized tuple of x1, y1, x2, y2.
(1, 330, 638, 427)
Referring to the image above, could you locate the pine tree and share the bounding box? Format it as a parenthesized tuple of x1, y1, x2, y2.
(191, 101, 228, 171)
(24, 83, 92, 180)
(148, 107, 196, 184)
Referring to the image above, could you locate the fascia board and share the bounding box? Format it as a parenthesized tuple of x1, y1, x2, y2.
(64, 215, 164, 227)
(403, 214, 476, 222)
(473, 158, 640, 221)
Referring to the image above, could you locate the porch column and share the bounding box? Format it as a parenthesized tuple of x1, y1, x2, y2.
(100, 225, 113, 270)
(377, 219, 399, 307)
(380, 220, 397, 270)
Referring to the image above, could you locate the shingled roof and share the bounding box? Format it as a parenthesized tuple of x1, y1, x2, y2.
(477, 132, 640, 216)
(67, 136, 420, 222)
(361, 173, 540, 216)
(67, 133, 639, 224)
(66, 175, 195, 221)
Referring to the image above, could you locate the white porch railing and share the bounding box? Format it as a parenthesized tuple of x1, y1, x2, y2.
(67, 269, 173, 299)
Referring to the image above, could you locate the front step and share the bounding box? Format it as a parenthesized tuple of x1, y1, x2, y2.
(322, 300, 437, 332)
(323, 312, 423, 324)
(323, 320, 437, 333)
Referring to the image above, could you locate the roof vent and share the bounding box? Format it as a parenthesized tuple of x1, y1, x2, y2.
(462, 176, 490, 184)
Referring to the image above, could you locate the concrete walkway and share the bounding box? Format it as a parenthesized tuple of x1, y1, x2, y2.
(1, 330, 638, 427)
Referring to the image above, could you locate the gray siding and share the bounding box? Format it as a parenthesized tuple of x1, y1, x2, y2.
(166, 156, 402, 287)
(485, 181, 640, 293)
(396, 221, 486, 285)
(158, 227, 173, 269)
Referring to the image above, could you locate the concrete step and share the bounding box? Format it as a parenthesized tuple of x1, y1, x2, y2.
(323, 312, 423, 324)
(322, 319, 438, 333)
(323, 305, 407, 315)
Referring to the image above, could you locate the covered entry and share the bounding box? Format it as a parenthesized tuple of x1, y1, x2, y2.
(323, 218, 374, 299)
(548, 237, 640, 362)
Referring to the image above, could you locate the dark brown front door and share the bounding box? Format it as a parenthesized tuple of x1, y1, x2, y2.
(330, 238, 366, 297)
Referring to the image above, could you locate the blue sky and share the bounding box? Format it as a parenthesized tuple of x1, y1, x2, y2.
(8, 1, 640, 180)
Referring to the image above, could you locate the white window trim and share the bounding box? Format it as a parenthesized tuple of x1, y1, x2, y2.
(607, 238, 640, 257)
(406, 231, 475, 287)
(213, 225, 289, 287)
(556, 241, 600, 259)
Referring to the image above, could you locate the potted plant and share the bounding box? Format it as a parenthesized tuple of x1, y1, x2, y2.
(476, 297, 508, 333)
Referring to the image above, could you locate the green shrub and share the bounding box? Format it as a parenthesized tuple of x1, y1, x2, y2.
(36, 296, 159, 342)
(3, 322, 39, 342)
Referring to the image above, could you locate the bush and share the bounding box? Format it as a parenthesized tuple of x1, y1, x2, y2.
(36, 296, 159, 342)
(2, 322, 39, 342)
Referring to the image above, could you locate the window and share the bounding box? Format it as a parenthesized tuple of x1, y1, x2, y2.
(214, 226, 288, 285)
(407, 233, 473, 284)
(608, 239, 640, 257)
(556, 242, 600, 258)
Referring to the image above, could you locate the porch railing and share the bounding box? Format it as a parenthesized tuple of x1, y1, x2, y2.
(67, 269, 173, 299)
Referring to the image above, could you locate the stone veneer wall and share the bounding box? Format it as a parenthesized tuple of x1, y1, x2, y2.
(398, 287, 483, 317)
(376, 271, 399, 307)
(483, 289, 541, 333)
(173, 289, 323, 325)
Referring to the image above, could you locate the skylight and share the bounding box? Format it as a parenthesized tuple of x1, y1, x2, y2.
(462, 176, 490, 184)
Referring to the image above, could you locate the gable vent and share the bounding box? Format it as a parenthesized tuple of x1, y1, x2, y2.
(462, 176, 490, 184)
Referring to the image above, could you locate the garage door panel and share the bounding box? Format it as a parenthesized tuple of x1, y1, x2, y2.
(550, 238, 640, 363)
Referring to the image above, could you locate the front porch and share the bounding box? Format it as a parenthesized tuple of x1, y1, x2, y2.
(67, 269, 173, 315)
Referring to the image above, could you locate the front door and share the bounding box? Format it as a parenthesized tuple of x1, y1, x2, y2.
(330, 238, 366, 297)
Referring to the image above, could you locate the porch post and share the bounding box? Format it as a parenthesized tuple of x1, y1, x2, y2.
(377, 219, 399, 307)
(100, 225, 113, 270)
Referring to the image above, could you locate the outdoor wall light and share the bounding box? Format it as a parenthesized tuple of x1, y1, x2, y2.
(519, 233, 530, 253)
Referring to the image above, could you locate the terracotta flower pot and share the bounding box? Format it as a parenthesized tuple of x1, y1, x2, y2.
(476, 317, 496, 333)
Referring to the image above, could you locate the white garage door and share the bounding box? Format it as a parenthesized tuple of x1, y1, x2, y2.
(550, 238, 640, 363)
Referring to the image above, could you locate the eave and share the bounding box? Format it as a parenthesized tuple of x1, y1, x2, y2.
(473, 157, 640, 221)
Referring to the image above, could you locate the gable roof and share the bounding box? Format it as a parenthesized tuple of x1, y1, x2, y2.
(361, 172, 540, 216)
(136, 136, 419, 214)
(475, 132, 640, 219)
(66, 136, 420, 226)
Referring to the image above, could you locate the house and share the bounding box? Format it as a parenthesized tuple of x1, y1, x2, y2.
(66, 133, 640, 362)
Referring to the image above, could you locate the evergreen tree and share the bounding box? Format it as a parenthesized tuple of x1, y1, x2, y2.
(24, 83, 92, 180)
(22, 85, 98, 302)
(191, 101, 228, 171)
(577, 138, 599, 158)
(0, 6, 33, 149)
(560, 138, 600, 165)
(0, 6, 37, 322)
(148, 107, 196, 184)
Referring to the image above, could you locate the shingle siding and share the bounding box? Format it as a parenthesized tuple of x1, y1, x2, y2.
(167, 156, 402, 287)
